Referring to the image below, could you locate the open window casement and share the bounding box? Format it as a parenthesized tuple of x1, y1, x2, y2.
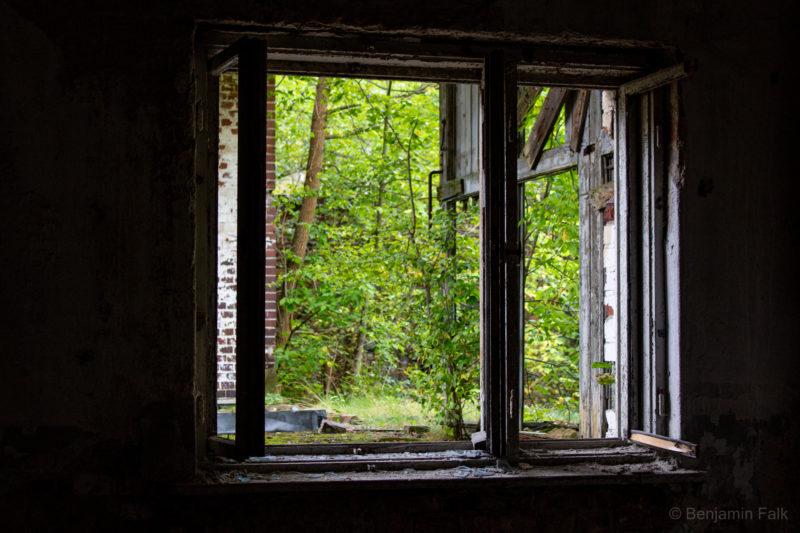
(207, 38, 270, 459)
(616, 63, 693, 452)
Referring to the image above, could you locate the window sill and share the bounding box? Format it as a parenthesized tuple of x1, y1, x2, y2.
(179, 441, 703, 495)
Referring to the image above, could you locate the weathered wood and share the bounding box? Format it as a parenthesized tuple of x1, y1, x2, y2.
(630, 430, 695, 456)
(516, 86, 541, 124)
(522, 87, 568, 169)
(208, 435, 236, 457)
(449, 84, 481, 201)
(619, 61, 693, 97)
(516, 145, 577, 183)
(209, 41, 241, 76)
(665, 81, 682, 439)
(235, 38, 268, 459)
(203, 28, 669, 71)
(570, 89, 590, 153)
(263, 440, 473, 456)
(521, 438, 629, 450)
(649, 88, 668, 436)
(578, 91, 607, 439)
(440, 83, 456, 190)
(194, 45, 220, 459)
(615, 65, 690, 440)
(482, 50, 519, 458)
(519, 448, 656, 466)
(214, 457, 495, 473)
(267, 59, 482, 83)
(615, 80, 637, 439)
(437, 178, 464, 201)
(318, 419, 349, 434)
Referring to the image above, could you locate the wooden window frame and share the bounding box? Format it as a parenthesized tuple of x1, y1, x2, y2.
(193, 27, 690, 466)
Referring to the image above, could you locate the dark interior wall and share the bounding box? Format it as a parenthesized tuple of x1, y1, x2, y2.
(0, 0, 796, 529)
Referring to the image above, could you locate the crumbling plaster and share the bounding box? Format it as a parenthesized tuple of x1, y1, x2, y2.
(1, 0, 797, 529)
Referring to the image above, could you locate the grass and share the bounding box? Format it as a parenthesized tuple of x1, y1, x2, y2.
(308, 393, 433, 429)
(220, 391, 581, 442)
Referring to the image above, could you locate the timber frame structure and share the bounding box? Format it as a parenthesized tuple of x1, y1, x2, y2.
(194, 26, 690, 463)
(439, 83, 617, 439)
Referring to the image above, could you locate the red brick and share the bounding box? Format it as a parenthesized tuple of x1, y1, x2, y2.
(221, 118, 232, 126)
(603, 202, 614, 222)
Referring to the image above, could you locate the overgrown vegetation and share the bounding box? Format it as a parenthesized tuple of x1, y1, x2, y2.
(519, 90, 581, 421)
(269, 77, 579, 437)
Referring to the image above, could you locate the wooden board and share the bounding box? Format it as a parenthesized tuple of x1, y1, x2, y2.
(522, 87, 568, 169)
(570, 89, 590, 153)
(630, 431, 696, 456)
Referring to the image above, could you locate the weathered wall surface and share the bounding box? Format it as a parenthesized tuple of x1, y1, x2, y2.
(0, 0, 796, 529)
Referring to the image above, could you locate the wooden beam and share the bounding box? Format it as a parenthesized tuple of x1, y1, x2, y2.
(516, 145, 577, 182)
(522, 87, 568, 169)
(516, 86, 541, 124)
(482, 50, 519, 459)
(569, 89, 590, 153)
(619, 61, 694, 97)
(266, 59, 481, 83)
(437, 178, 464, 202)
(209, 41, 241, 76)
(235, 38, 268, 459)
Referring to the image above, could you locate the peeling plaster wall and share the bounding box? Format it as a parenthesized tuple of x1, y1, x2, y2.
(0, 0, 797, 529)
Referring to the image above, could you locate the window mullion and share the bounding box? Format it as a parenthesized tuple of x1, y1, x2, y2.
(481, 50, 519, 458)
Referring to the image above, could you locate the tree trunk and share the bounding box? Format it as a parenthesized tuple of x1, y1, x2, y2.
(268, 77, 329, 391)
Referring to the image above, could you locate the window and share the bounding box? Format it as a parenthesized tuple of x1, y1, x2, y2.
(193, 29, 692, 464)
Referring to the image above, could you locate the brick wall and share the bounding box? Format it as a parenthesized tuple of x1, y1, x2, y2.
(216, 73, 278, 399)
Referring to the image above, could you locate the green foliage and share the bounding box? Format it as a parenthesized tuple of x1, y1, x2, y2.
(521, 168, 580, 419)
(592, 361, 616, 386)
(271, 77, 580, 434)
(405, 205, 481, 438)
(273, 77, 476, 411)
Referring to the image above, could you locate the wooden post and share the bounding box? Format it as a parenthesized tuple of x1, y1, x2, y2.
(235, 38, 267, 459)
(577, 92, 607, 438)
(482, 50, 519, 458)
